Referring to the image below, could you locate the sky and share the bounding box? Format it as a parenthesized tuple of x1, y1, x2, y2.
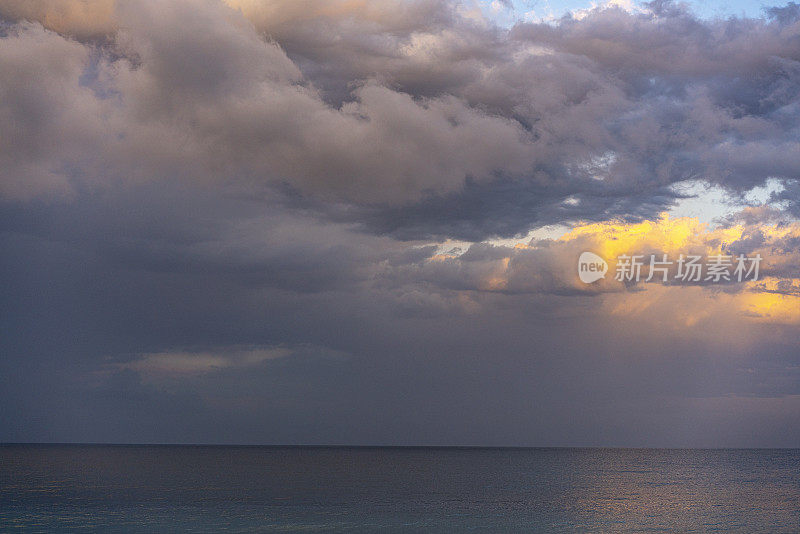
(482, 0, 772, 24)
(1, 0, 799, 447)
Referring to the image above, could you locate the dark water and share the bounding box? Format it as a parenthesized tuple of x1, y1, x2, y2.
(1, 446, 799, 532)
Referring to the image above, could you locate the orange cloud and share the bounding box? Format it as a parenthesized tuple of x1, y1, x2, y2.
(423, 212, 800, 327)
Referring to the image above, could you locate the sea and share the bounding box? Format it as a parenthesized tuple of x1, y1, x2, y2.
(1, 445, 799, 532)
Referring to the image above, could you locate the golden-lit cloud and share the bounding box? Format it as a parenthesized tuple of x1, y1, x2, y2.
(567, 214, 800, 326)
(419, 212, 800, 327)
(559, 214, 739, 259)
(737, 287, 800, 325)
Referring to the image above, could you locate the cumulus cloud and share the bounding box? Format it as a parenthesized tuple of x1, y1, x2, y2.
(0, 0, 535, 206)
(0, 0, 116, 38)
(0, 22, 99, 199)
(2, 0, 799, 237)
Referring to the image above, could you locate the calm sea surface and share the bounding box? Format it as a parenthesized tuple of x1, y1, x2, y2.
(1, 446, 799, 532)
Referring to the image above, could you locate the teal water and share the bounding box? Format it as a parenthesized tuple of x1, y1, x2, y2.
(1, 446, 799, 532)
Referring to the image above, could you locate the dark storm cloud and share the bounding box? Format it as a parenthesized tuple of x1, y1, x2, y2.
(3, 184, 800, 446)
(354, 175, 680, 240)
(2, 0, 800, 447)
(775, 179, 800, 217)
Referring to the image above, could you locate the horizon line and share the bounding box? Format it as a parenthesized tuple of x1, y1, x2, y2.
(2, 442, 798, 450)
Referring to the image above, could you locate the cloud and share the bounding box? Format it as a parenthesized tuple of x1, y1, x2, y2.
(0, 0, 535, 207)
(117, 346, 293, 377)
(3, 186, 800, 444)
(0, 0, 116, 38)
(386, 212, 799, 294)
(2, 0, 799, 239)
(111, 343, 352, 383)
(2, 0, 800, 446)
(0, 22, 99, 199)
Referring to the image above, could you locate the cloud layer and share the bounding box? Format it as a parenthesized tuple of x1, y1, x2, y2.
(1, 0, 800, 446)
(1, 0, 799, 233)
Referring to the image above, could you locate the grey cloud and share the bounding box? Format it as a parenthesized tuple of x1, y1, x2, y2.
(0, 0, 116, 39)
(0, 1, 537, 209)
(3, 181, 800, 446)
(353, 175, 679, 240)
(2, 0, 800, 447)
(0, 22, 100, 199)
(237, 0, 800, 236)
(2, 0, 800, 239)
(775, 179, 800, 217)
